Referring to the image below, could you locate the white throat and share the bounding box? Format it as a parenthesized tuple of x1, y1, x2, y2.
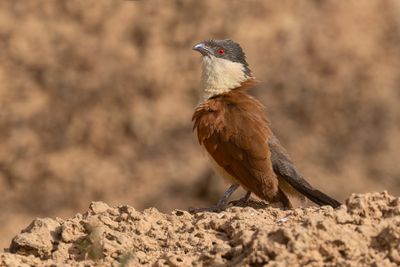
(201, 56, 249, 99)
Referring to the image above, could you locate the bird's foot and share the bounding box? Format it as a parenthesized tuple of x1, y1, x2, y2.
(189, 184, 239, 213)
(229, 191, 252, 207)
(229, 198, 250, 207)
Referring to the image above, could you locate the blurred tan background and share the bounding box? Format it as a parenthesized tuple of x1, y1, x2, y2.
(1, 0, 400, 248)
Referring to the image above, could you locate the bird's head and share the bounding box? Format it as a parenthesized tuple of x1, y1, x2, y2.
(193, 39, 254, 98)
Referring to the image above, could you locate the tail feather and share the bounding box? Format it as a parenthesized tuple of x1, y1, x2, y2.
(288, 182, 341, 208)
(269, 136, 342, 208)
(278, 175, 341, 208)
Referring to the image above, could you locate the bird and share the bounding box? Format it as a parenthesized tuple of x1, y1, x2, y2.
(191, 39, 341, 212)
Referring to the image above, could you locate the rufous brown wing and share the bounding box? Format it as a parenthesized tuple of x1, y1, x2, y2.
(193, 84, 341, 208)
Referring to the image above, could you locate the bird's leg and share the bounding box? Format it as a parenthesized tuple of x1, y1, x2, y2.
(215, 184, 240, 207)
(229, 191, 252, 206)
(189, 184, 239, 213)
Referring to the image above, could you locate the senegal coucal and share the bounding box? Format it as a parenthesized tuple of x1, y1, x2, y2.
(192, 39, 341, 211)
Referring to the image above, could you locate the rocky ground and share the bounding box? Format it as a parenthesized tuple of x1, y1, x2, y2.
(1, 192, 399, 266)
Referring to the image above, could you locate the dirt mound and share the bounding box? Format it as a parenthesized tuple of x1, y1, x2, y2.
(1, 192, 398, 266)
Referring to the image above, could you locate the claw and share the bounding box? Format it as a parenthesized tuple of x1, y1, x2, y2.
(229, 191, 252, 206)
(189, 184, 239, 213)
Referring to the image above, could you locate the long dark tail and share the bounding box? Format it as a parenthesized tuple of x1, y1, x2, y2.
(273, 161, 341, 208)
(269, 136, 342, 208)
(278, 178, 341, 208)
(288, 182, 341, 208)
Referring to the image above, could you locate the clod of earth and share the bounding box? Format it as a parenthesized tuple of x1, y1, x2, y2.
(2, 192, 400, 266)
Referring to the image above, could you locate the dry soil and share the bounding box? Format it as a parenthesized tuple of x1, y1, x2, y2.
(2, 192, 400, 266)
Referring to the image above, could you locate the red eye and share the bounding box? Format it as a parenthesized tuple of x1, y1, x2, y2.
(217, 49, 225, 55)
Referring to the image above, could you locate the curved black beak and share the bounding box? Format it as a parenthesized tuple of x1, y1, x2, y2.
(192, 42, 213, 56)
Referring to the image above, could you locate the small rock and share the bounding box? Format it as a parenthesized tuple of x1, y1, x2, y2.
(99, 215, 119, 229)
(60, 220, 85, 243)
(9, 218, 60, 259)
(89, 201, 111, 214)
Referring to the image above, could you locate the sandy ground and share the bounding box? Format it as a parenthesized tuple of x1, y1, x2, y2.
(1, 0, 400, 252)
(1, 192, 399, 266)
